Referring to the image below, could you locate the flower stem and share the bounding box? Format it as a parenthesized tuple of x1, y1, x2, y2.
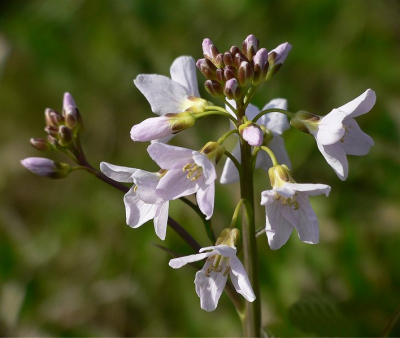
(260, 146, 279, 167)
(252, 108, 293, 123)
(237, 101, 261, 337)
(217, 129, 239, 144)
(195, 110, 237, 123)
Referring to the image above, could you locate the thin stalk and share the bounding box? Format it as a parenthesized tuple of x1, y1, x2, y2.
(223, 99, 237, 115)
(237, 101, 262, 337)
(244, 85, 259, 108)
(217, 129, 239, 144)
(229, 199, 244, 229)
(195, 110, 237, 123)
(252, 108, 293, 123)
(224, 150, 242, 177)
(260, 146, 279, 167)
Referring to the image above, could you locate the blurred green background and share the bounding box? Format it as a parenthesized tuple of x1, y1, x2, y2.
(1, 0, 399, 336)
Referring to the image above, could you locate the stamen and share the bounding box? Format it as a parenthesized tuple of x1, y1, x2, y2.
(133, 185, 138, 192)
(182, 162, 203, 181)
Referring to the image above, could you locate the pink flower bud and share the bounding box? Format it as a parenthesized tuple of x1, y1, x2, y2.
(202, 38, 219, 61)
(241, 123, 264, 147)
(196, 58, 217, 80)
(21, 157, 71, 179)
(224, 78, 241, 100)
(242, 34, 259, 60)
(238, 61, 254, 87)
(269, 42, 292, 65)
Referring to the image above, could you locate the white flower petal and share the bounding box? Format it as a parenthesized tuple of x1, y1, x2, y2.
(156, 169, 202, 200)
(196, 183, 215, 220)
(195, 264, 227, 312)
(283, 183, 331, 196)
(131, 116, 173, 142)
(213, 245, 237, 258)
(123, 189, 157, 228)
(170, 56, 200, 98)
(134, 74, 190, 115)
(342, 118, 374, 155)
(317, 142, 348, 181)
(154, 201, 169, 240)
(244, 103, 261, 120)
(257, 133, 291, 170)
(220, 142, 241, 184)
(192, 152, 216, 185)
(315, 110, 346, 145)
(338, 89, 376, 119)
(132, 170, 163, 204)
(229, 256, 256, 302)
(148, 143, 193, 169)
(273, 185, 296, 198)
(150, 134, 175, 144)
(281, 193, 319, 245)
(264, 200, 294, 250)
(260, 190, 278, 206)
(169, 251, 212, 269)
(100, 162, 136, 183)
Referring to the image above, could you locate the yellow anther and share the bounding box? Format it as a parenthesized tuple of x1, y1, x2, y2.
(182, 162, 203, 181)
(133, 185, 138, 192)
(223, 266, 230, 277)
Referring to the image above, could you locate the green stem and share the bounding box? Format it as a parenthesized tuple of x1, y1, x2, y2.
(217, 129, 239, 144)
(244, 85, 259, 109)
(260, 146, 279, 167)
(252, 108, 293, 123)
(195, 110, 237, 123)
(224, 99, 237, 115)
(229, 199, 244, 229)
(224, 150, 242, 178)
(237, 101, 261, 337)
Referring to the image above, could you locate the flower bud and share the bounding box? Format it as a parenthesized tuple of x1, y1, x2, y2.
(131, 112, 196, 142)
(234, 52, 249, 68)
(252, 48, 269, 85)
(58, 125, 74, 147)
(215, 228, 240, 247)
(204, 80, 224, 98)
(290, 111, 320, 134)
(223, 51, 234, 66)
(45, 108, 64, 127)
(196, 58, 217, 80)
(214, 53, 224, 69)
(238, 61, 254, 87)
(63, 93, 82, 133)
(224, 66, 236, 81)
(216, 68, 225, 83)
(242, 34, 259, 60)
(200, 141, 225, 164)
(229, 45, 241, 57)
(44, 125, 59, 138)
(266, 43, 292, 80)
(21, 157, 71, 179)
(202, 38, 219, 62)
(268, 164, 294, 189)
(239, 122, 263, 147)
(30, 138, 51, 152)
(224, 78, 241, 100)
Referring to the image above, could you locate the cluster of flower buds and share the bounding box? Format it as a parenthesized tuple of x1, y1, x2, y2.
(30, 93, 82, 154)
(197, 35, 291, 99)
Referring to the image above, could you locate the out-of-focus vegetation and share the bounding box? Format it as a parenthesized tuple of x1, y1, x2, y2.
(1, 0, 399, 336)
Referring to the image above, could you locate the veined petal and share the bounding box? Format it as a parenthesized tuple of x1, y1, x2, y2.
(315, 110, 346, 145)
(195, 265, 227, 312)
(261, 189, 278, 206)
(342, 118, 374, 155)
(192, 152, 216, 185)
(100, 162, 136, 183)
(317, 142, 348, 181)
(132, 169, 163, 204)
(281, 193, 319, 245)
(148, 142, 193, 169)
(170, 56, 200, 98)
(338, 89, 376, 119)
(213, 245, 237, 258)
(229, 256, 256, 302)
(156, 169, 202, 200)
(154, 201, 169, 240)
(134, 74, 190, 115)
(283, 182, 331, 196)
(123, 189, 157, 228)
(169, 251, 213, 269)
(220, 142, 241, 184)
(196, 182, 215, 220)
(264, 200, 294, 250)
(131, 116, 173, 142)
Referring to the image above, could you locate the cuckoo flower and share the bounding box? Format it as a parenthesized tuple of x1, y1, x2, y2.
(148, 142, 223, 220)
(220, 98, 291, 184)
(291, 89, 375, 180)
(169, 229, 255, 312)
(100, 162, 169, 240)
(132, 56, 210, 143)
(261, 165, 331, 250)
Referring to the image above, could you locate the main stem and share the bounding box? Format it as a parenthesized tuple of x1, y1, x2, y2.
(237, 102, 261, 337)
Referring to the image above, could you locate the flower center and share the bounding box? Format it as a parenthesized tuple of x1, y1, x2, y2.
(275, 193, 299, 210)
(205, 255, 230, 277)
(182, 163, 203, 181)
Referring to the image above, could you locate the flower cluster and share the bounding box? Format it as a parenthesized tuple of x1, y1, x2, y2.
(21, 34, 375, 315)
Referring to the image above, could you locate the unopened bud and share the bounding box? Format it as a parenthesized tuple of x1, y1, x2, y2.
(58, 126, 74, 146)
(268, 164, 294, 188)
(239, 122, 263, 147)
(230, 46, 241, 57)
(242, 34, 259, 60)
(30, 138, 51, 152)
(266, 43, 292, 80)
(252, 48, 269, 85)
(45, 108, 64, 127)
(205, 80, 224, 98)
(224, 78, 241, 100)
(44, 125, 59, 138)
(196, 58, 217, 80)
(290, 111, 320, 134)
(21, 157, 71, 179)
(234, 52, 249, 68)
(200, 141, 225, 164)
(63, 92, 82, 132)
(224, 66, 236, 81)
(216, 68, 225, 83)
(202, 38, 219, 62)
(238, 61, 254, 87)
(223, 52, 234, 66)
(214, 53, 224, 68)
